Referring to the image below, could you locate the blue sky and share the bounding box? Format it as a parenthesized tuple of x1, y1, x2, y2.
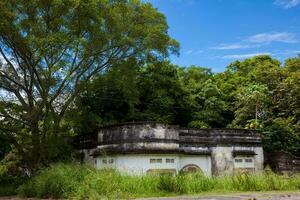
(147, 0, 300, 72)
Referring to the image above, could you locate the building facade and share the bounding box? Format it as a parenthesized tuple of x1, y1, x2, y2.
(75, 122, 263, 176)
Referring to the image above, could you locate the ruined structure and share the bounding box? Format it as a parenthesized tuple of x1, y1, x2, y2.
(265, 151, 300, 174)
(75, 122, 263, 175)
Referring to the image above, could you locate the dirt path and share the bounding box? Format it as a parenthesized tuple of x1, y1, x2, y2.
(138, 192, 300, 200)
(1, 192, 300, 200)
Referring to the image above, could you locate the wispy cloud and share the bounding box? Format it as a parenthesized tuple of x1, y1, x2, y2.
(211, 32, 298, 51)
(221, 52, 271, 59)
(185, 50, 194, 54)
(184, 49, 204, 55)
(211, 44, 259, 50)
(247, 32, 298, 43)
(274, 0, 300, 9)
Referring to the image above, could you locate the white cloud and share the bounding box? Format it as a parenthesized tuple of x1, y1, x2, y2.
(184, 49, 203, 55)
(274, 0, 300, 8)
(247, 32, 297, 43)
(221, 52, 271, 59)
(211, 32, 297, 51)
(211, 44, 258, 50)
(185, 50, 194, 54)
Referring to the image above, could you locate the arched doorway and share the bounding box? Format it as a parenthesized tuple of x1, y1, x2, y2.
(180, 164, 203, 174)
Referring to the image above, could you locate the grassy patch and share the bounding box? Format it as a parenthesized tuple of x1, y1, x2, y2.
(14, 163, 300, 199)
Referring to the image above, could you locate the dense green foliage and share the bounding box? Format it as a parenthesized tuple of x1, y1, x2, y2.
(73, 61, 227, 131)
(73, 55, 300, 156)
(0, 0, 178, 169)
(17, 163, 300, 199)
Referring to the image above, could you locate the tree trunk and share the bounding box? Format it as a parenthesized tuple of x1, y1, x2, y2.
(31, 122, 41, 170)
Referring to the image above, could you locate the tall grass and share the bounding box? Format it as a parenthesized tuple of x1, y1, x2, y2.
(17, 163, 300, 199)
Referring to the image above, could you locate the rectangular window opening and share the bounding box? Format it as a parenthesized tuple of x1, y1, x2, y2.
(235, 158, 243, 163)
(166, 158, 175, 163)
(150, 158, 162, 163)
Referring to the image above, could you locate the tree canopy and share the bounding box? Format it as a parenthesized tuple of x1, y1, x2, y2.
(73, 55, 300, 156)
(0, 0, 178, 170)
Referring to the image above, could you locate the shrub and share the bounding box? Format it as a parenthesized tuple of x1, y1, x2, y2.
(0, 162, 28, 196)
(18, 163, 93, 198)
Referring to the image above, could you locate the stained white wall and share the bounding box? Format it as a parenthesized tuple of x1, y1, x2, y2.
(211, 147, 234, 175)
(211, 146, 264, 175)
(86, 147, 263, 176)
(94, 154, 212, 176)
(253, 147, 264, 172)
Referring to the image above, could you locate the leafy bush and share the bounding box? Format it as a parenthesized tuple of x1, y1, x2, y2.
(16, 163, 300, 199)
(18, 163, 93, 198)
(0, 164, 27, 196)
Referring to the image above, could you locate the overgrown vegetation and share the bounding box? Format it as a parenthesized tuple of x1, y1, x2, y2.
(0, 164, 27, 196)
(17, 164, 300, 199)
(73, 55, 300, 156)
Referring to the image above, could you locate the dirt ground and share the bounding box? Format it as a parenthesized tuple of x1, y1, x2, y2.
(1, 192, 300, 200)
(138, 192, 300, 200)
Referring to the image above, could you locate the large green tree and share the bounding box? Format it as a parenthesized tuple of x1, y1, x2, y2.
(233, 84, 270, 129)
(75, 61, 187, 128)
(217, 55, 300, 155)
(180, 66, 227, 128)
(73, 58, 140, 134)
(0, 0, 178, 169)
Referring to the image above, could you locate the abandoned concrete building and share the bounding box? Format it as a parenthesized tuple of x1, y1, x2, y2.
(75, 122, 264, 175)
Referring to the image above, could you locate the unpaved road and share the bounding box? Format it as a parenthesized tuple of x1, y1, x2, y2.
(1, 192, 300, 200)
(139, 192, 300, 200)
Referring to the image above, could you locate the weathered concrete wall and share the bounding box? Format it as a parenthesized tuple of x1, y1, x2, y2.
(254, 147, 264, 172)
(76, 122, 263, 176)
(265, 151, 300, 174)
(179, 128, 262, 147)
(82, 149, 95, 166)
(211, 147, 234, 176)
(94, 154, 212, 175)
(211, 146, 263, 175)
(97, 123, 179, 153)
